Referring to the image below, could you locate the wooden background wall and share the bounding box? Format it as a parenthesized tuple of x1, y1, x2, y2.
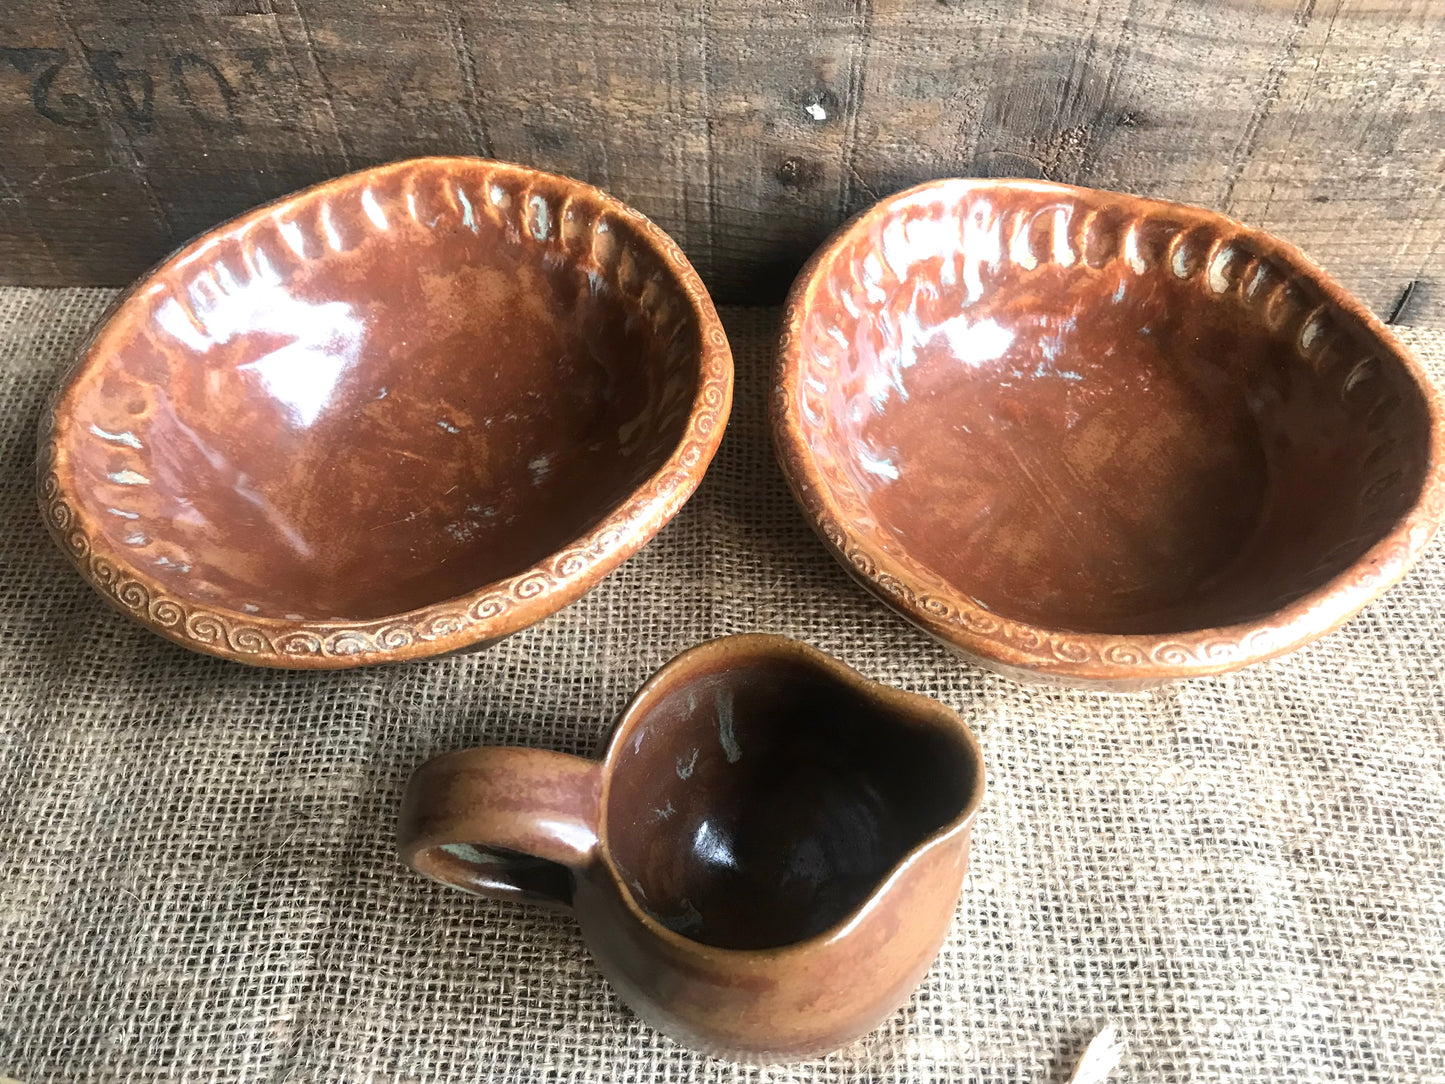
(1, 0, 1442, 323)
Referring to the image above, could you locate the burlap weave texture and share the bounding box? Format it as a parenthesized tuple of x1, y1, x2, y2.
(1, 288, 1442, 1082)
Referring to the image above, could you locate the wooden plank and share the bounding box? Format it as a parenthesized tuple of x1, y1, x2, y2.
(0, 0, 1442, 323)
(848, 0, 1445, 324)
(1224, 0, 1445, 329)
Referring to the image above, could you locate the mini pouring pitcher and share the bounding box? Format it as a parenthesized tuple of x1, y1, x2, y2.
(399, 634, 985, 1062)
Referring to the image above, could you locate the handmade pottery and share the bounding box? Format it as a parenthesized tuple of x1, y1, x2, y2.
(398, 634, 986, 1062)
(38, 157, 732, 667)
(774, 179, 1445, 688)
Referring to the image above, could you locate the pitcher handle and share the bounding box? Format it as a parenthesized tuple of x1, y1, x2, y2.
(398, 747, 601, 910)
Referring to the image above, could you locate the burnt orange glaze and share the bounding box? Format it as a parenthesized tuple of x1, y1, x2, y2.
(776, 179, 1445, 687)
(603, 641, 974, 951)
(40, 158, 732, 666)
(400, 635, 986, 1062)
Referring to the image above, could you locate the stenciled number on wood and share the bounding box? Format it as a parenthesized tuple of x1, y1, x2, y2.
(0, 44, 240, 132)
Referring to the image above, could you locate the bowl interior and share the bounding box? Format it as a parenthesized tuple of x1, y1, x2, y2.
(59, 164, 703, 622)
(604, 652, 976, 950)
(790, 185, 1435, 636)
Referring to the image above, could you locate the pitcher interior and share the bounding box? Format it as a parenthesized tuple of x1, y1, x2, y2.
(604, 654, 979, 950)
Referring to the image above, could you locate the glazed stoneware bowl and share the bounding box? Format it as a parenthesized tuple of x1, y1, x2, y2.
(400, 634, 986, 1062)
(775, 179, 1445, 688)
(38, 157, 732, 667)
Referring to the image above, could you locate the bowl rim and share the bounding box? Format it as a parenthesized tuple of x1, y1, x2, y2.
(37, 155, 734, 669)
(773, 176, 1445, 685)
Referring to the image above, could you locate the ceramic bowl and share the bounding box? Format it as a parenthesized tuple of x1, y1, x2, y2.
(774, 179, 1445, 688)
(39, 157, 732, 667)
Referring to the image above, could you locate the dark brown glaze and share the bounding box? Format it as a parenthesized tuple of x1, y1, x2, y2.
(775, 179, 1445, 687)
(39, 158, 732, 666)
(604, 650, 974, 950)
(398, 634, 986, 1062)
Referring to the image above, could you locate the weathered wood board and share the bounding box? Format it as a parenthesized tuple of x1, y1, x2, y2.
(1, 0, 1442, 323)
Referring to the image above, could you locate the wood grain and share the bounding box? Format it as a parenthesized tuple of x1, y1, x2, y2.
(0, 0, 1442, 322)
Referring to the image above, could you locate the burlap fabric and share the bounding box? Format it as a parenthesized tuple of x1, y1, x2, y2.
(2, 288, 1442, 1083)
